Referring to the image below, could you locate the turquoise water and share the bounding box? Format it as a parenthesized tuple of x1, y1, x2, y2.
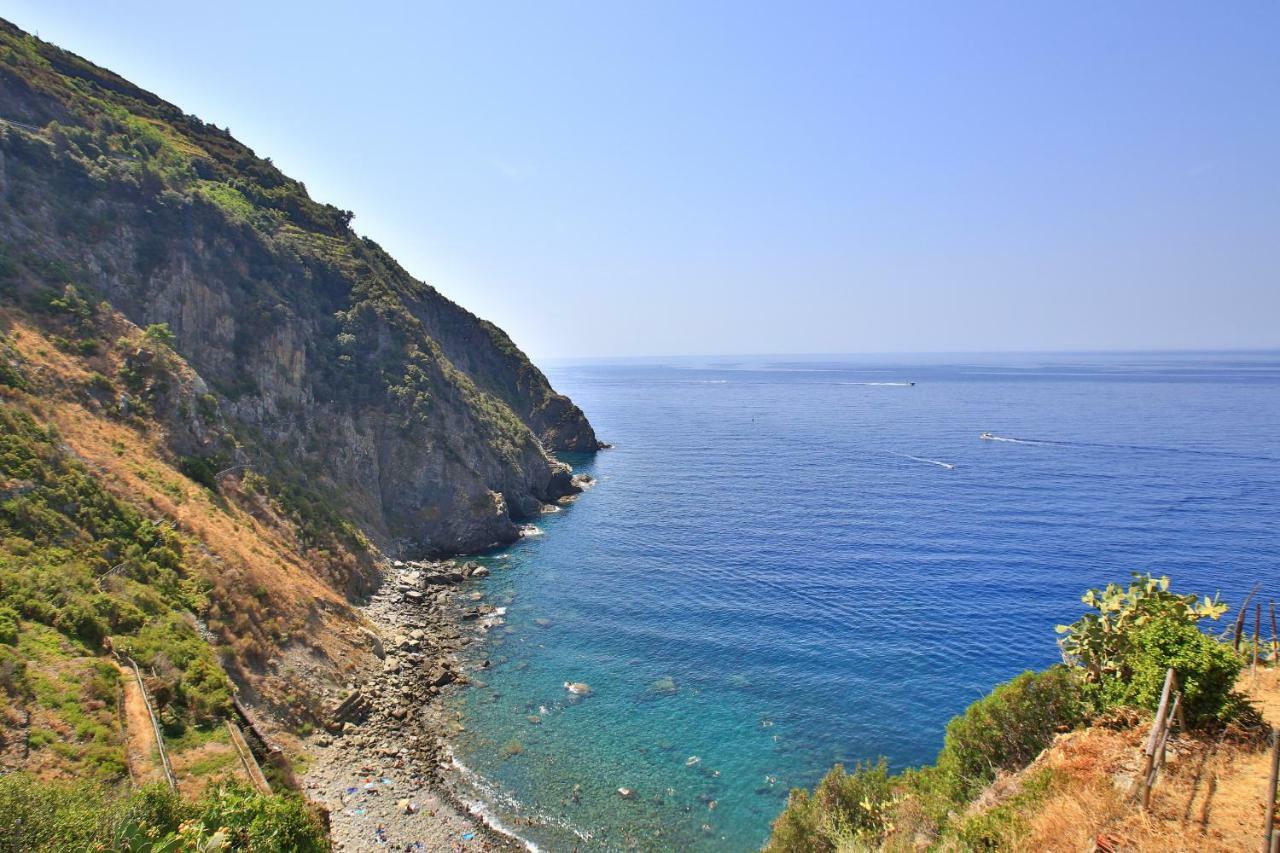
(447, 353, 1280, 851)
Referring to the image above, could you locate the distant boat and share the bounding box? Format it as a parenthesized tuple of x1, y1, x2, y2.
(980, 432, 996, 440)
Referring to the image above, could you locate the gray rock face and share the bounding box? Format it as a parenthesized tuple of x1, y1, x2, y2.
(0, 41, 598, 555)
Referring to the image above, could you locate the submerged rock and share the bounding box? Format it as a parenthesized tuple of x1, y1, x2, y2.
(563, 681, 592, 696)
(648, 676, 678, 696)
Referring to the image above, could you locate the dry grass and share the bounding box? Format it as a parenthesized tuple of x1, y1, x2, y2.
(970, 669, 1280, 852)
(171, 738, 248, 798)
(1, 311, 376, 742)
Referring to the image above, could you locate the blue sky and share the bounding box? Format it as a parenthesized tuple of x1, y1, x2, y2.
(7, 2, 1278, 358)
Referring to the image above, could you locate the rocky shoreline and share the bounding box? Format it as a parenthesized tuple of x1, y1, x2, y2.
(302, 557, 527, 852)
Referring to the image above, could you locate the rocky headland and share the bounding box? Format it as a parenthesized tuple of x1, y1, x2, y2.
(0, 17, 599, 847)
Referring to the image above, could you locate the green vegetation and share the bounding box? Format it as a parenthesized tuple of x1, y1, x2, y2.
(0, 404, 231, 758)
(950, 767, 1059, 851)
(1056, 572, 1228, 683)
(1116, 616, 1242, 725)
(766, 760, 896, 852)
(1057, 573, 1238, 725)
(178, 453, 223, 490)
(765, 574, 1249, 851)
(0, 774, 326, 852)
(933, 667, 1084, 802)
(143, 322, 176, 348)
(0, 334, 28, 390)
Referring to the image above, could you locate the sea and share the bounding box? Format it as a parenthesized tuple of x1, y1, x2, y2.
(444, 352, 1280, 851)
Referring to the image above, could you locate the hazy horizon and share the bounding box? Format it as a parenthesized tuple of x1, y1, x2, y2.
(9, 2, 1277, 359)
(540, 346, 1280, 364)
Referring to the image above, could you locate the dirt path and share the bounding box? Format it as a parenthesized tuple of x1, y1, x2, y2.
(115, 660, 162, 786)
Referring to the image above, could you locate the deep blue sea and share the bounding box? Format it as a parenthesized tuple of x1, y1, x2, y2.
(446, 352, 1280, 851)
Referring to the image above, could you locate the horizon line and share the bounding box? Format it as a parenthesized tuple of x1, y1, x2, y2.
(535, 346, 1280, 363)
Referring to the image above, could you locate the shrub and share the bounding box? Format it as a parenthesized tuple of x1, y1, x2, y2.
(0, 606, 18, 645)
(178, 454, 220, 489)
(142, 322, 176, 348)
(766, 760, 896, 853)
(1107, 616, 1242, 725)
(0, 774, 323, 852)
(0, 773, 112, 851)
(0, 645, 28, 697)
(951, 767, 1058, 850)
(935, 667, 1084, 801)
(1057, 573, 1227, 683)
(196, 782, 327, 852)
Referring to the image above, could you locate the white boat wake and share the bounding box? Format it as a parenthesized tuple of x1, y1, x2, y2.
(888, 451, 956, 470)
(979, 433, 1276, 462)
(840, 381, 916, 387)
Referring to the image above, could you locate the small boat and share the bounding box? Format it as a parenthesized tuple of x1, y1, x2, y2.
(980, 432, 996, 440)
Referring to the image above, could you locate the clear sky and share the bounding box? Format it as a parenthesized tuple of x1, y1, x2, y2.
(6, 2, 1278, 358)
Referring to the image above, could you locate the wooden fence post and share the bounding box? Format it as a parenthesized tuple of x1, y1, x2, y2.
(1237, 585, 1261, 653)
(1257, 603, 1264, 676)
(1171, 670, 1187, 733)
(1138, 668, 1177, 809)
(1270, 601, 1278, 666)
(1263, 727, 1279, 853)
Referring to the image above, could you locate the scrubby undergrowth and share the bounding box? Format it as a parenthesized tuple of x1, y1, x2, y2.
(765, 574, 1252, 852)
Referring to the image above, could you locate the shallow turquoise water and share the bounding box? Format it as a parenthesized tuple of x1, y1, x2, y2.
(447, 353, 1280, 851)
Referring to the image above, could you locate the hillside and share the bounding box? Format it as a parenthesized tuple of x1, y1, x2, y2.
(765, 576, 1272, 852)
(0, 16, 597, 840)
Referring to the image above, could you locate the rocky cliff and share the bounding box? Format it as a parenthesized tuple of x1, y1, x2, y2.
(0, 17, 597, 557)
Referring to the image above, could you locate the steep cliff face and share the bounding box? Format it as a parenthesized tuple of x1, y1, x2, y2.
(0, 19, 597, 556)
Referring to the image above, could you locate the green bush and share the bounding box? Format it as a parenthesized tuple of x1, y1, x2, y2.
(1102, 616, 1242, 725)
(1056, 573, 1227, 683)
(935, 667, 1084, 801)
(142, 322, 176, 348)
(766, 760, 896, 853)
(178, 454, 220, 489)
(0, 605, 18, 645)
(0, 335, 25, 390)
(0, 774, 325, 852)
(951, 767, 1058, 850)
(0, 645, 29, 697)
(196, 782, 327, 852)
(0, 773, 114, 852)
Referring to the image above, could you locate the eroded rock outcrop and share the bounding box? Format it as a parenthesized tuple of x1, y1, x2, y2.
(0, 19, 596, 555)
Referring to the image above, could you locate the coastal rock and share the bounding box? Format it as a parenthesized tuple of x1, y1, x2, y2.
(359, 628, 385, 659)
(564, 681, 593, 696)
(0, 30, 599, 558)
(425, 665, 454, 688)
